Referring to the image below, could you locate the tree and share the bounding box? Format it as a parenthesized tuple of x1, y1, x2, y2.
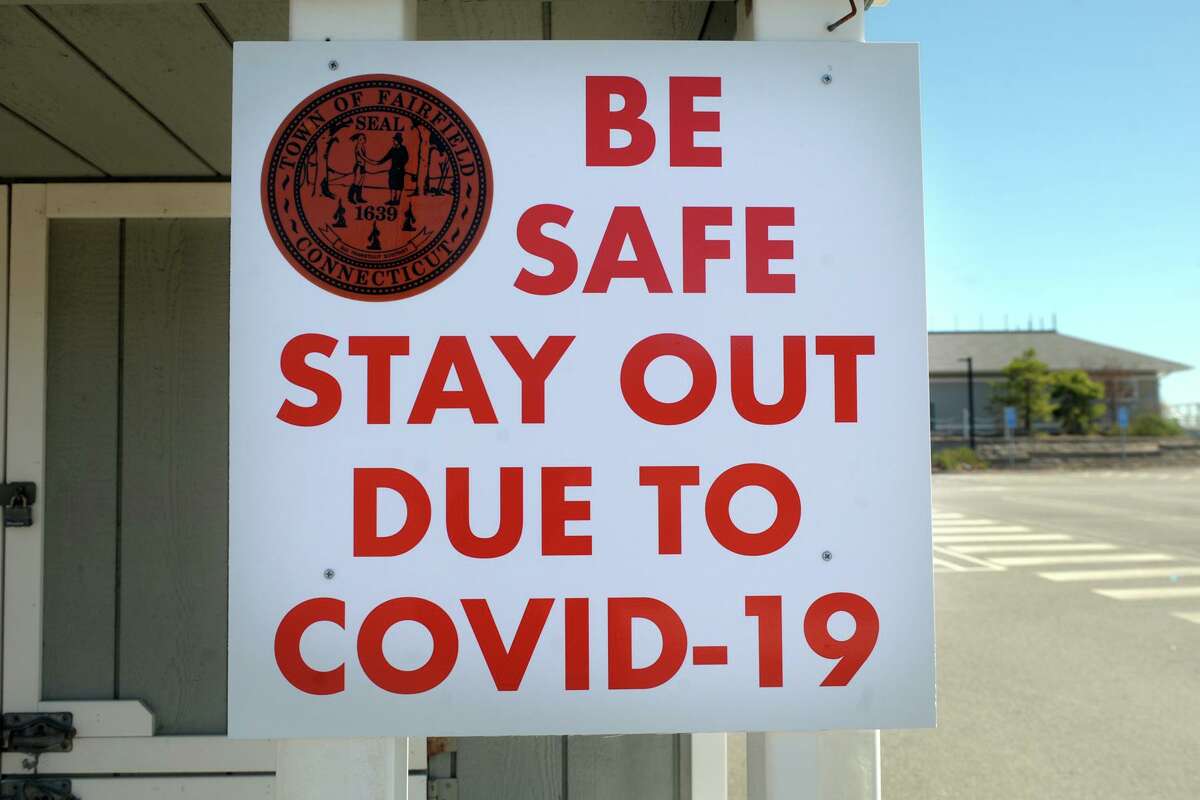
(1050, 369, 1105, 434)
(990, 349, 1054, 435)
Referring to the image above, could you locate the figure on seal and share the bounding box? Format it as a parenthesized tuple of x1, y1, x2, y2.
(347, 132, 370, 204)
(375, 131, 410, 207)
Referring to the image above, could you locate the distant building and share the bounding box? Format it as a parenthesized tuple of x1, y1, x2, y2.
(929, 330, 1191, 434)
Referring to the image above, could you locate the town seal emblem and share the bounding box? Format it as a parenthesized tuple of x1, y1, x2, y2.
(261, 74, 492, 300)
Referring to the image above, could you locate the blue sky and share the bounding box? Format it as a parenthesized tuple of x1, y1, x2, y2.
(869, 1, 1200, 405)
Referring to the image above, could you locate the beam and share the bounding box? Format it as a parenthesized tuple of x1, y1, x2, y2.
(741, 6, 883, 795)
(271, 2, 418, 799)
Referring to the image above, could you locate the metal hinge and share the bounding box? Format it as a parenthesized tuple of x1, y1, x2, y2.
(0, 779, 77, 800)
(427, 737, 457, 800)
(1, 713, 75, 755)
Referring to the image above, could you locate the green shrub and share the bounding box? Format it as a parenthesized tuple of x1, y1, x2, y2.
(1128, 414, 1186, 437)
(989, 349, 1053, 435)
(932, 447, 989, 471)
(1049, 369, 1105, 434)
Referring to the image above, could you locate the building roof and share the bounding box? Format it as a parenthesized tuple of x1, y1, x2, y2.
(0, 3, 737, 181)
(928, 331, 1191, 376)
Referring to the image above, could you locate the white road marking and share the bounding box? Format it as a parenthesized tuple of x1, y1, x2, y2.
(1038, 566, 1200, 582)
(1171, 611, 1200, 624)
(1094, 586, 1200, 601)
(930, 525, 1031, 534)
(949, 543, 1117, 554)
(989, 553, 1175, 567)
(933, 557, 965, 572)
(931, 512, 964, 519)
(933, 534, 1071, 544)
(930, 519, 1000, 527)
(931, 546, 1007, 572)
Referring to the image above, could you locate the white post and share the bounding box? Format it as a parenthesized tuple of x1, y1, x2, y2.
(290, 0, 416, 42)
(280, 7, 419, 800)
(740, 4, 883, 798)
(276, 738, 413, 800)
(747, 730, 880, 800)
(693, 732, 730, 800)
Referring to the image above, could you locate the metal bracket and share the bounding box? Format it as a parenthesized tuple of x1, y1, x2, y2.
(428, 737, 458, 800)
(827, 0, 879, 32)
(0, 779, 76, 800)
(0, 483, 36, 507)
(428, 779, 458, 800)
(1, 713, 75, 755)
(826, 0, 857, 31)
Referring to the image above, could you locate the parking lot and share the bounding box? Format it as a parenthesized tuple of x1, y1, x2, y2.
(884, 467, 1200, 799)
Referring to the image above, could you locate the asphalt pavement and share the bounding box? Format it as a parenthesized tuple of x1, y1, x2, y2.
(883, 466, 1200, 799)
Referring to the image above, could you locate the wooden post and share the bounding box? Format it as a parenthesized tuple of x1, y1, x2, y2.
(290, 0, 416, 42)
(692, 732, 730, 800)
(277, 3, 420, 799)
(738, 7, 883, 799)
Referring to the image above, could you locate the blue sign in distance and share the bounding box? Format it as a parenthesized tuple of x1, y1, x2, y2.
(1117, 406, 1130, 431)
(1004, 406, 1017, 432)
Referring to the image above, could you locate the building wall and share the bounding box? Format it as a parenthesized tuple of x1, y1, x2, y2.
(1096, 374, 1161, 423)
(930, 372, 1164, 435)
(930, 378, 998, 434)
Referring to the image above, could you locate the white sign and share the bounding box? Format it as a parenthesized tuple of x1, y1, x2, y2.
(230, 41, 934, 738)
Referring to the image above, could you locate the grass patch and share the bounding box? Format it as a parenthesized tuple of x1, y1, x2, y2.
(933, 447, 989, 471)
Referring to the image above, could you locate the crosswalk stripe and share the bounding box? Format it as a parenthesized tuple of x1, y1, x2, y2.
(988, 553, 1175, 567)
(931, 547, 1007, 572)
(1094, 586, 1200, 601)
(1171, 611, 1200, 624)
(934, 534, 1071, 544)
(932, 557, 966, 572)
(1038, 566, 1200, 582)
(930, 525, 1031, 534)
(931, 512, 964, 520)
(949, 543, 1115, 554)
(930, 519, 999, 527)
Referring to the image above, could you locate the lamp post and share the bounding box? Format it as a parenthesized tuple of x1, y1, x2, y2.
(959, 356, 976, 450)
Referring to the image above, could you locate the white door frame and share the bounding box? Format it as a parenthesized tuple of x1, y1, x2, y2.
(1, 181, 274, 792)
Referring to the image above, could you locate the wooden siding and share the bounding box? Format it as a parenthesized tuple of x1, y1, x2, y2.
(43, 219, 122, 700)
(118, 218, 230, 735)
(42, 217, 231, 735)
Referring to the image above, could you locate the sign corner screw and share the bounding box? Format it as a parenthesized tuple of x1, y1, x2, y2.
(323, 568, 335, 580)
(328, 59, 339, 71)
(821, 73, 833, 85)
(821, 550, 833, 562)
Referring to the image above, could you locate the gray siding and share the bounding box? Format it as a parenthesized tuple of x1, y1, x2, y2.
(43, 218, 230, 734)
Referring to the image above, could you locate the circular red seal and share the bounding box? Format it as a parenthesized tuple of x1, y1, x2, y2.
(261, 74, 492, 301)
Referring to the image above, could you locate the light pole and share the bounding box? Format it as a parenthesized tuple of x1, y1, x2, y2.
(959, 356, 976, 450)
